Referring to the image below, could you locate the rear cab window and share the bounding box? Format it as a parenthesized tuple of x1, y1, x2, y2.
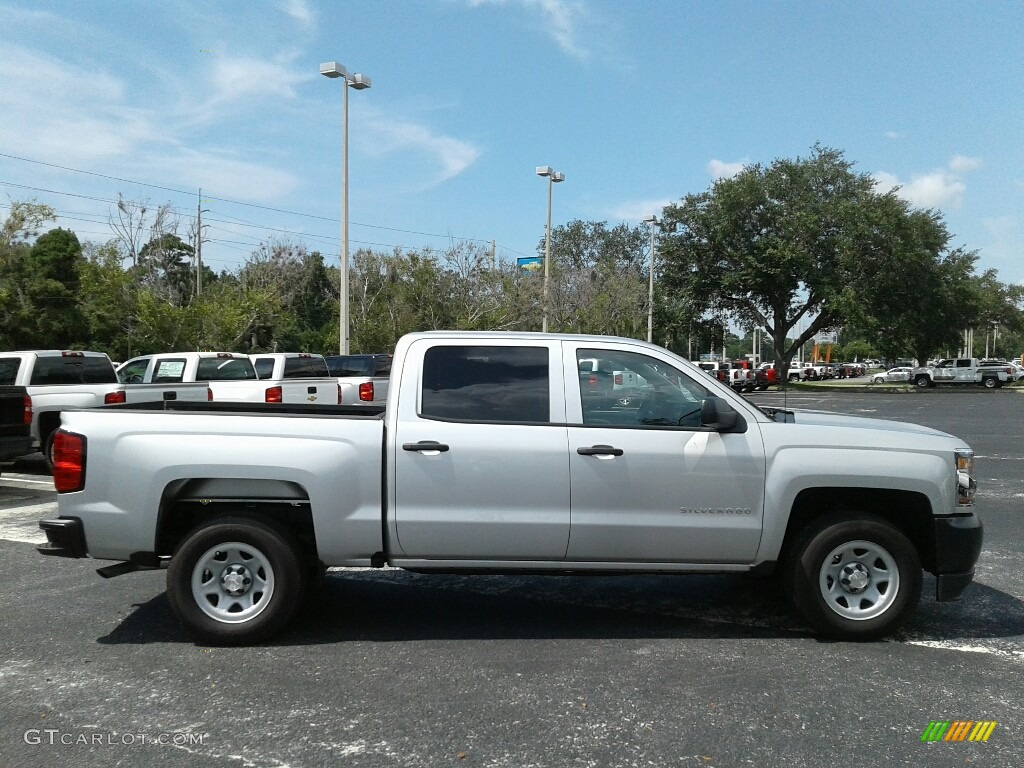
(195, 356, 258, 381)
(30, 354, 117, 385)
(283, 356, 330, 378)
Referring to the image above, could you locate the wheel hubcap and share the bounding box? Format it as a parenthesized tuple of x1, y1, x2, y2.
(220, 564, 253, 596)
(191, 542, 275, 624)
(819, 540, 899, 621)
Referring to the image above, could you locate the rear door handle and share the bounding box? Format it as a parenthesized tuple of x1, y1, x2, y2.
(403, 441, 450, 453)
(576, 445, 624, 457)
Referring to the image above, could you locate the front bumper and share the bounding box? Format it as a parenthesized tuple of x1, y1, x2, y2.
(932, 513, 983, 602)
(37, 517, 87, 559)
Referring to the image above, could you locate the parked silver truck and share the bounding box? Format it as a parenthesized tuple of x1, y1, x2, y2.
(40, 332, 982, 645)
(912, 358, 1009, 389)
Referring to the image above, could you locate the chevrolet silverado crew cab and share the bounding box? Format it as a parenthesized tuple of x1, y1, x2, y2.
(39, 331, 982, 645)
(912, 358, 1008, 389)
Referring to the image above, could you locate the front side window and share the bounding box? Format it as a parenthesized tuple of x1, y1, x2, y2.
(253, 358, 274, 379)
(118, 358, 152, 384)
(576, 349, 708, 428)
(421, 345, 549, 423)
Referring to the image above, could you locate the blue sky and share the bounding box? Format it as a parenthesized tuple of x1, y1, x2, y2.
(2, 0, 1022, 283)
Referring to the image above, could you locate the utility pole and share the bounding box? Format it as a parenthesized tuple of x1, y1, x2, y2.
(196, 188, 203, 297)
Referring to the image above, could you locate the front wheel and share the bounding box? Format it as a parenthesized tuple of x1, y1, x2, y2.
(167, 516, 306, 645)
(786, 514, 922, 640)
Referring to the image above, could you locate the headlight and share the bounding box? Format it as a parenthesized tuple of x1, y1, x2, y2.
(955, 448, 976, 506)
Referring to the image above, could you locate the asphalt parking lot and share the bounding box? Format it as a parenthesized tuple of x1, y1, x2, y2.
(1, 391, 1021, 767)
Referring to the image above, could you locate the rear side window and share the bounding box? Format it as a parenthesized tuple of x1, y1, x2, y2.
(0, 358, 20, 386)
(30, 355, 117, 385)
(195, 357, 257, 381)
(283, 357, 330, 378)
(421, 345, 549, 423)
(372, 356, 392, 376)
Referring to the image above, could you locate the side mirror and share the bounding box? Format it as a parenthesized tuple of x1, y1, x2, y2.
(701, 396, 746, 433)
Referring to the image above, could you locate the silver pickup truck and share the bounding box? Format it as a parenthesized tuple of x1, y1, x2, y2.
(39, 332, 982, 645)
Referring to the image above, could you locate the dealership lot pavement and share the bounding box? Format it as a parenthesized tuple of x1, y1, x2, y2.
(1, 392, 1021, 767)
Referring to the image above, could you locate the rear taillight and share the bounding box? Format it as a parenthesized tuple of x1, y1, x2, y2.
(23, 394, 32, 426)
(104, 390, 126, 405)
(207, 388, 213, 401)
(587, 374, 597, 388)
(614, 373, 623, 385)
(265, 386, 283, 403)
(337, 384, 343, 404)
(359, 381, 374, 402)
(52, 431, 86, 493)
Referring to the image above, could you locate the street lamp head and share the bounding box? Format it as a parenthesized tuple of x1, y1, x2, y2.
(320, 62, 348, 78)
(349, 73, 372, 90)
(642, 215, 658, 224)
(552, 172, 565, 183)
(536, 166, 553, 177)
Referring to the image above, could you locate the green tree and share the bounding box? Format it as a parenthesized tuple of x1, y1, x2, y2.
(538, 219, 648, 336)
(658, 145, 962, 376)
(1, 228, 87, 348)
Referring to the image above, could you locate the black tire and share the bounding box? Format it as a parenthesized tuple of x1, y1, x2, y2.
(43, 431, 56, 472)
(914, 375, 931, 389)
(785, 513, 922, 640)
(167, 516, 306, 645)
(982, 376, 999, 389)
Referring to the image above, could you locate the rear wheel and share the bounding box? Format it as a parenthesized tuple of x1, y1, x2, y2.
(167, 516, 306, 645)
(982, 376, 1000, 389)
(914, 375, 931, 389)
(43, 431, 56, 472)
(786, 514, 921, 640)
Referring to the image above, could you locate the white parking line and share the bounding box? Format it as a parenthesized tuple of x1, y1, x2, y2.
(0, 501, 56, 545)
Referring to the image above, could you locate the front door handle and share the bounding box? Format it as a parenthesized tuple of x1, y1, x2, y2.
(576, 445, 624, 457)
(403, 440, 450, 453)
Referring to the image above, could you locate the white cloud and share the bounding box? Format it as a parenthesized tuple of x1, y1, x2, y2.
(208, 56, 307, 104)
(467, 0, 590, 60)
(873, 155, 982, 210)
(608, 198, 673, 222)
(363, 110, 482, 185)
(278, 0, 314, 26)
(708, 159, 747, 180)
(884, 131, 904, 140)
(949, 154, 982, 173)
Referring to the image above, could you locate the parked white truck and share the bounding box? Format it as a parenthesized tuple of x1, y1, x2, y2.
(0, 350, 125, 458)
(912, 358, 1009, 389)
(324, 353, 391, 405)
(117, 352, 340, 405)
(40, 331, 981, 645)
(0, 350, 214, 463)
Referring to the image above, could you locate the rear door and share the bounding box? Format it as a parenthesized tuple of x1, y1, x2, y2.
(391, 339, 570, 560)
(564, 342, 766, 564)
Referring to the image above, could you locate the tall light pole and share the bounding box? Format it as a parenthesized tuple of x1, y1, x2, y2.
(642, 215, 659, 343)
(320, 61, 371, 355)
(536, 166, 564, 333)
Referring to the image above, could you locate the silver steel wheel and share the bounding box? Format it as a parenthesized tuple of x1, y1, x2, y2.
(818, 539, 900, 621)
(191, 541, 275, 624)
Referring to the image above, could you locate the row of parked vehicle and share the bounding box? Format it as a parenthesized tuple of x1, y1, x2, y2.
(0, 349, 392, 467)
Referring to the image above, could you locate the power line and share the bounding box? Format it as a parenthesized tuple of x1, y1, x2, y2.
(0, 152, 514, 248)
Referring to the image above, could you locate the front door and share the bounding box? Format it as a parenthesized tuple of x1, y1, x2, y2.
(564, 344, 766, 564)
